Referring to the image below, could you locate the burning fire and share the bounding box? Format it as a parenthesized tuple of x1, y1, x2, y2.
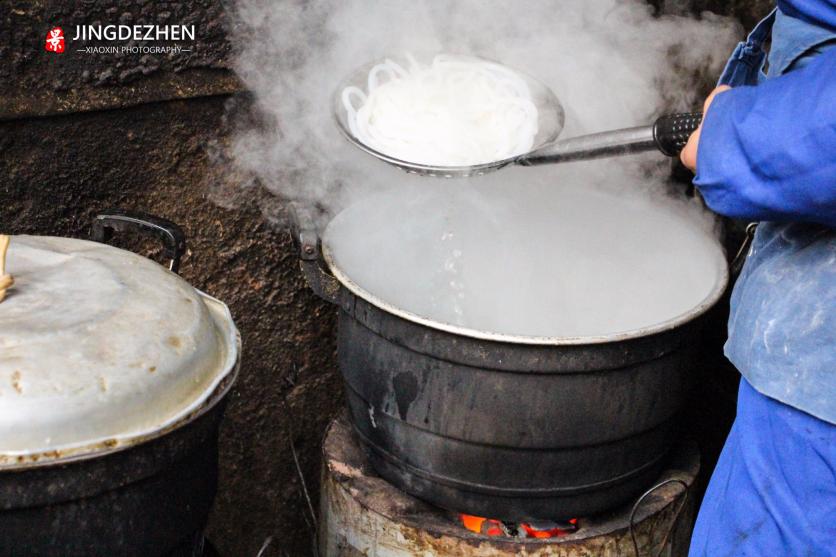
(460, 514, 578, 539)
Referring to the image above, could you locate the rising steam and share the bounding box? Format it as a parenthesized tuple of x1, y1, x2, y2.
(220, 1, 743, 335)
(224, 0, 740, 222)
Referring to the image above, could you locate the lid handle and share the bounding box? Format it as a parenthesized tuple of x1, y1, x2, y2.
(0, 234, 13, 302)
(91, 210, 187, 274)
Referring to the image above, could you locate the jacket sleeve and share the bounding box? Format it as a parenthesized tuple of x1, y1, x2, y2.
(695, 48, 836, 228)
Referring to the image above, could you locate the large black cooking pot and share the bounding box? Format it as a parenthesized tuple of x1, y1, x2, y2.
(291, 204, 727, 520)
(0, 213, 239, 556)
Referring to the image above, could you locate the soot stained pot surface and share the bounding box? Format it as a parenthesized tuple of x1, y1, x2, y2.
(295, 181, 728, 520)
(0, 213, 240, 556)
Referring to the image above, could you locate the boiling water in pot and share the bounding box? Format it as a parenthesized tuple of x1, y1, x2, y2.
(323, 171, 727, 340)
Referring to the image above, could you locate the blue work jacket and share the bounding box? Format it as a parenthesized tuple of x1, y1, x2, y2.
(694, 3, 836, 424)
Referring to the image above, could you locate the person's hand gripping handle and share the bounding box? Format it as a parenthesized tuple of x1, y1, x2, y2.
(680, 85, 732, 172)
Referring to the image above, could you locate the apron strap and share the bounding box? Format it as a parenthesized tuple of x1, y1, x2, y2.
(718, 8, 777, 87)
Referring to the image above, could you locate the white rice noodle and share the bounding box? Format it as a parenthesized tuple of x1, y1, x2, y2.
(342, 54, 539, 167)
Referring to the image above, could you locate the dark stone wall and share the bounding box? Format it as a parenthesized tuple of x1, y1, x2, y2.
(0, 0, 238, 117)
(691, 0, 775, 29)
(0, 1, 774, 556)
(657, 0, 774, 28)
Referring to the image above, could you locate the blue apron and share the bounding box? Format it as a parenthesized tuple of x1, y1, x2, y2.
(689, 8, 836, 557)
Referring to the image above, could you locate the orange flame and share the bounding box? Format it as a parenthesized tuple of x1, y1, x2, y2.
(521, 517, 578, 538)
(460, 514, 504, 536)
(460, 514, 578, 539)
(460, 514, 485, 533)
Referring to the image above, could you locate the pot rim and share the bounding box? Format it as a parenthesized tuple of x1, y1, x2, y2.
(322, 241, 729, 346)
(0, 291, 241, 472)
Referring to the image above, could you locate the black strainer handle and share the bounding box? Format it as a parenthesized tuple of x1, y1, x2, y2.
(653, 112, 703, 157)
(520, 111, 704, 166)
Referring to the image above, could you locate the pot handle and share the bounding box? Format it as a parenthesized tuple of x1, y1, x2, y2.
(91, 209, 187, 274)
(287, 203, 342, 305)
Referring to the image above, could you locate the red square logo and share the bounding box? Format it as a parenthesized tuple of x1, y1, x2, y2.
(45, 27, 65, 53)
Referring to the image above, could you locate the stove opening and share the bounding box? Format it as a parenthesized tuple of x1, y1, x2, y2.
(459, 514, 579, 539)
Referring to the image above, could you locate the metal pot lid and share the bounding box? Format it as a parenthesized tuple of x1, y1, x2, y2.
(321, 179, 729, 345)
(0, 235, 240, 465)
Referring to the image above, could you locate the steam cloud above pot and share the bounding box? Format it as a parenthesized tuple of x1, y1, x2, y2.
(224, 0, 740, 225)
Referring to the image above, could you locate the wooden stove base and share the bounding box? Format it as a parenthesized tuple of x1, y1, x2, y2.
(318, 415, 699, 557)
